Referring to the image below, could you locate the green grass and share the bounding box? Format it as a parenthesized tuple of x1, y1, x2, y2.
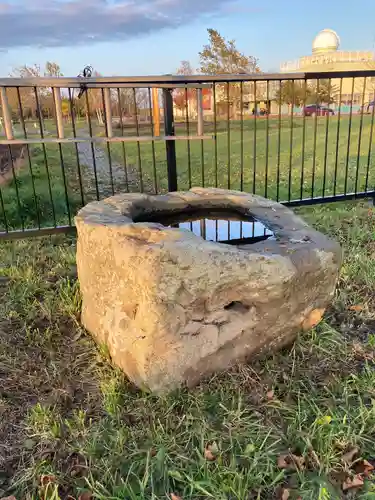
(0, 143, 84, 230)
(107, 115, 375, 198)
(1, 115, 375, 232)
(1, 201, 375, 499)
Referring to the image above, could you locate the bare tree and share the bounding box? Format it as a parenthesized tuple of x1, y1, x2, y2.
(9, 62, 64, 119)
(173, 61, 196, 113)
(44, 61, 63, 77)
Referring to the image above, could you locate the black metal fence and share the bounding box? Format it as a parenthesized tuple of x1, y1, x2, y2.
(0, 70, 374, 239)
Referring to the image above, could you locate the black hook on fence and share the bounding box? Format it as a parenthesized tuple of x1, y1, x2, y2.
(77, 65, 93, 98)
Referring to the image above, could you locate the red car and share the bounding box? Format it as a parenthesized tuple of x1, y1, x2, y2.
(303, 104, 335, 116)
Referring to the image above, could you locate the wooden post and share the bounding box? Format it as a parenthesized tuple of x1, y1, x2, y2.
(53, 87, 64, 139)
(0, 87, 14, 140)
(152, 87, 160, 137)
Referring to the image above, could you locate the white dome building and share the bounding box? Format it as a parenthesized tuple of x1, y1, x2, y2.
(312, 29, 340, 54)
(280, 29, 375, 109)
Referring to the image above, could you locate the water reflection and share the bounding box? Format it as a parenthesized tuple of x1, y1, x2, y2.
(179, 218, 273, 244)
(136, 208, 274, 245)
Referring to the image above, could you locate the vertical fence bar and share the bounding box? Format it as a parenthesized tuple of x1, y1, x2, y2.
(84, 90, 100, 200)
(322, 78, 331, 198)
(17, 86, 40, 228)
(333, 78, 343, 196)
(253, 81, 257, 194)
(102, 88, 114, 195)
(300, 79, 307, 200)
(240, 82, 244, 191)
(264, 80, 270, 198)
(355, 77, 366, 194)
(344, 77, 355, 195)
(198, 88, 205, 187)
(7, 144, 24, 230)
(163, 88, 177, 192)
(68, 87, 85, 206)
(227, 82, 231, 189)
(53, 86, 71, 225)
(34, 86, 56, 226)
(311, 79, 319, 198)
(116, 88, 130, 192)
(197, 88, 204, 136)
(0, 185, 7, 232)
(147, 87, 158, 193)
(213, 84, 218, 188)
(133, 87, 144, 192)
(365, 90, 375, 193)
(277, 80, 282, 202)
(0, 87, 14, 140)
(288, 80, 294, 201)
(184, 87, 192, 189)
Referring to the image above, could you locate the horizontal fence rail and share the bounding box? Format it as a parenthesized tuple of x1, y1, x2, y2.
(0, 70, 375, 239)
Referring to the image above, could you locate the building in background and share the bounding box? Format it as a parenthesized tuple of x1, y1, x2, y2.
(281, 29, 375, 111)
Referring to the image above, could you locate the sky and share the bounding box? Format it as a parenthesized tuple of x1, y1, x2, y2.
(0, 0, 374, 77)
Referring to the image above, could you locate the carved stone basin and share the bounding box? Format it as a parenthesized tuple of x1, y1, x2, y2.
(75, 188, 342, 393)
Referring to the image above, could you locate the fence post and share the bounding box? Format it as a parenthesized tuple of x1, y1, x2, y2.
(0, 87, 14, 140)
(53, 87, 64, 139)
(163, 88, 178, 192)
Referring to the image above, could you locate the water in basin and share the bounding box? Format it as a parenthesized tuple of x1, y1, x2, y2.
(135, 208, 274, 245)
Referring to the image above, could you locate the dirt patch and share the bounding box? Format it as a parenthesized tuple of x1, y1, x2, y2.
(0, 144, 25, 186)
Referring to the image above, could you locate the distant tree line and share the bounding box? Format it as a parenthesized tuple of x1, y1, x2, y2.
(3, 62, 150, 124)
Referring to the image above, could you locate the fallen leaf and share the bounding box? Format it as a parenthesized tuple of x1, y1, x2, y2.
(40, 475, 56, 486)
(0, 496, 17, 500)
(316, 415, 332, 425)
(204, 448, 216, 461)
(302, 308, 325, 331)
(244, 443, 256, 454)
(266, 389, 275, 400)
(170, 494, 183, 500)
(78, 492, 93, 500)
(280, 488, 290, 500)
(308, 449, 321, 468)
(204, 441, 219, 461)
(204, 442, 218, 461)
(353, 459, 375, 477)
(292, 454, 305, 470)
(277, 455, 289, 469)
(277, 453, 305, 471)
(352, 342, 374, 361)
(342, 447, 359, 465)
(342, 474, 364, 491)
(348, 304, 364, 312)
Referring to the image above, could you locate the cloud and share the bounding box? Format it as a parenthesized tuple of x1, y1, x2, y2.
(0, 0, 237, 49)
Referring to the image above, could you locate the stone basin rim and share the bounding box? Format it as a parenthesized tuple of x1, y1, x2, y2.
(75, 188, 322, 250)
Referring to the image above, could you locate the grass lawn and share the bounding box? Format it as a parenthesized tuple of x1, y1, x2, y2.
(1, 201, 375, 499)
(105, 114, 375, 199)
(1, 114, 375, 232)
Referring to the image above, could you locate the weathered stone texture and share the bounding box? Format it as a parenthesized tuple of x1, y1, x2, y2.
(76, 188, 342, 393)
